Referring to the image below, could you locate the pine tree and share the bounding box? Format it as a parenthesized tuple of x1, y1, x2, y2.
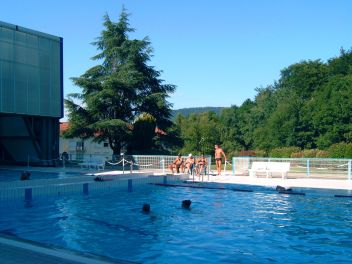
(64, 8, 175, 155)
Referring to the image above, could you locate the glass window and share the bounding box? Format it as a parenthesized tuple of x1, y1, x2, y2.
(38, 37, 50, 51)
(15, 31, 26, 45)
(0, 27, 14, 42)
(27, 67, 40, 114)
(26, 48, 39, 66)
(1, 62, 14, 112)
(0, 41, 13, 60)
(26, 34, 38, 48)
(14, 45, 27, 64)
(76, 141, 84, 151)
(39, 52, 50, 68)
(0, 25, 62, 117)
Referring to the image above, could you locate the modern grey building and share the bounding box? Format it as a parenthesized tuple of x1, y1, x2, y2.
(0, 21, 63, 165)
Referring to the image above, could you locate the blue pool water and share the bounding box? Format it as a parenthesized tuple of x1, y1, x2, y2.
(1, 184, 352, 263)
(0, 169, 82, 182)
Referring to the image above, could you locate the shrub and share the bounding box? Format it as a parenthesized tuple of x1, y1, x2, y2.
(345, 143, 352, 158)
(254, 149, 267, 157)
(228, 150, 239, 158)
(269, 147, 301, 158)
(291, 149, 329, 158)
(301, 149, 318, 158)
(315, 150, 329, 158)
(327, 142, 352, 158)
(291, 152, 303, 158)
(231, 150, 263, 157)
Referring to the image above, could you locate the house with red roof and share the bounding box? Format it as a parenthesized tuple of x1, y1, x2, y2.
(59, 122, 113, 159)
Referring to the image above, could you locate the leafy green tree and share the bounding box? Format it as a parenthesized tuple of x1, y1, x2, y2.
(155, 123, 183, 154)
(327, 143, 352, 158)
(64, 8, 175, 155)
(218, 49, 352, 157)
(176, 112, 220, 155)
(279, 60, 329, 99)
(128, 113, 156, 154)
(252, 60, 330, 150)
(308, 75, 352, 148)
(230, 99, 256, 150)
(219, 107, 243, 151)
(269, 147, 301, 158)
(328, 48, 352, 76)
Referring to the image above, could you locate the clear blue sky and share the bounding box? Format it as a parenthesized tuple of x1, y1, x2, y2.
(1, 0, 351, 113)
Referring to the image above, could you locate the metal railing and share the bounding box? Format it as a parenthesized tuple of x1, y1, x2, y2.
(123, 155, 212, 175)
(25, 154, 212, 175)
(232, 157, 352, 180)
(23, 154, 352, 180)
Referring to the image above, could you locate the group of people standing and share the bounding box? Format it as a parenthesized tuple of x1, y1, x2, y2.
(168, 145, 226, 176)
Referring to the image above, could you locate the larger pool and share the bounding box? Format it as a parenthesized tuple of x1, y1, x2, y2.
(1, 183, 352, 263)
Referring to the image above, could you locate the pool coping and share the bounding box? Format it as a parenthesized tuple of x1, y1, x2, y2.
(0, 233, 136, 264)
(204, 174, 352, 190)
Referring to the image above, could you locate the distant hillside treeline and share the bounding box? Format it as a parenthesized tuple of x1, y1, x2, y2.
(171, 107, 225, 120)
(172, 48, 352, 158)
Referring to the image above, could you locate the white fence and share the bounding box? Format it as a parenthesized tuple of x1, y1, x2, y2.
(233, 157, 352, 180)
(24, 154, 352, 180)
(28, 154, 212, 174)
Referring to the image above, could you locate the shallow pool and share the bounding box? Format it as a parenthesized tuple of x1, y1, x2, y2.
(1, 184, 352, 263)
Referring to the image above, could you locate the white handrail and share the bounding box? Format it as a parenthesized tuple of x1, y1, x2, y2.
(224, 160, 232, 175)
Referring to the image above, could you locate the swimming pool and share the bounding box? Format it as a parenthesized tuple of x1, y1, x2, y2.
(0, 169, 82, 182)
(1, 183, 352, 263)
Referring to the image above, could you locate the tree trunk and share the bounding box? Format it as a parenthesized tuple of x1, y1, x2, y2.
(112, 145, 121, 156)
(109, 138, 121, 156)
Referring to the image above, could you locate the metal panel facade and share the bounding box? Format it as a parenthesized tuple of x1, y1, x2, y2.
(0, 21, 63, 118)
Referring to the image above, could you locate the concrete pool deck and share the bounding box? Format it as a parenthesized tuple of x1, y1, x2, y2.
(1, 165, 352, 190)
(199, 174, 352, 190)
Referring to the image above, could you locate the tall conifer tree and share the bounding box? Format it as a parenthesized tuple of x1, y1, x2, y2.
(64, 8, 175, 155)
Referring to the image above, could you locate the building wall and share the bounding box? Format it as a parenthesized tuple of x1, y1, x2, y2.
(0, 21, 62, 117)
(0, 21, 62, 165)
(59, 137, 113, 160)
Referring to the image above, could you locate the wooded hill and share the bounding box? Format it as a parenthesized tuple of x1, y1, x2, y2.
(171, 107, 225, 120)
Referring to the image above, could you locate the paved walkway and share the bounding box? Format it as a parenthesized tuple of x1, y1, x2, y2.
(2, 165, 352, 190)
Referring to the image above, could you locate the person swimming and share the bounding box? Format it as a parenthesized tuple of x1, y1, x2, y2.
(276, 185, 292, 192)
(182, 199, 192, 209)
(142, 203, 151, 213)
(20, 171, 31, 181)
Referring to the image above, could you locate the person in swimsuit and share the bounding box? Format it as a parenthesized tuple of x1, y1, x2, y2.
(168, 154, 184, 173)
(195, 154, 207, 176)
(184, 153, 195, 174)
(214, 145, 226, 175)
